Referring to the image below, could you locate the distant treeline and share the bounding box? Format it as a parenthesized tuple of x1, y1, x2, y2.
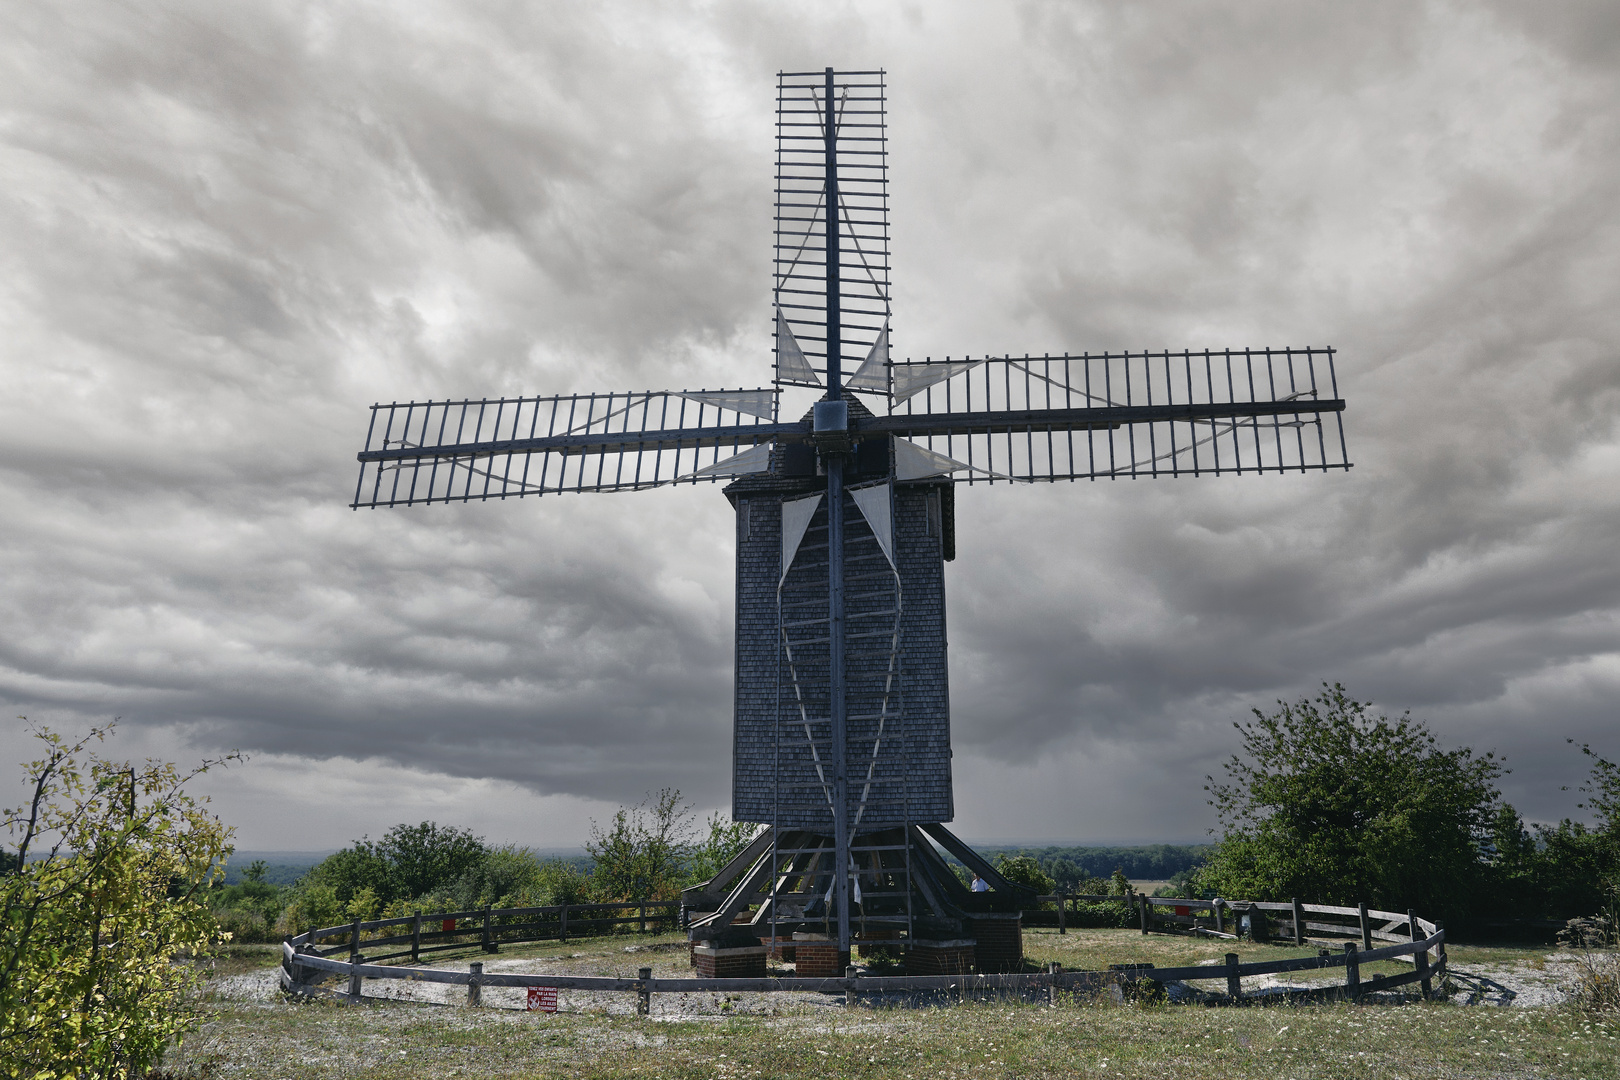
(965, 845, 1212, 890)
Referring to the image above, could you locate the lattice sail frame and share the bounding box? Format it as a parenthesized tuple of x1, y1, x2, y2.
(878, 347, 1349, 482)
(773, 70, 890, 390)
(352, 389, 782, 507)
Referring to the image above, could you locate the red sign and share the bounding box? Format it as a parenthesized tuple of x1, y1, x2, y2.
(526, 985, 558, 1013)
(1174, 905, 1190, 917)
(442, 918, 457, 933)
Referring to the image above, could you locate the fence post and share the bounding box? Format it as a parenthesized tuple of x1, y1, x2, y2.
(637, 966, 652, 1015)
(1225, 952, 1242, 1002)
(560, 903, 569, 944)
(1343, 942, 1360, 1001)
(1408, 909, 1431, 998)
(349, 916, 362, 965)
(1214, 900, 1224, 936)
(1358, 901, 1371, 951)
(468, 961, 483, 1007)
(1292, 897, 1305, 946)
(482, 904, 495, 953)
(1058, 893, 1067, 935)
(1434, 920, 1447, 981)
(1137, 893, 1149, 935)
(845, 965, 859, 1009)
(411, 912, 422, 963)
(1048, 961, 1062, 1006)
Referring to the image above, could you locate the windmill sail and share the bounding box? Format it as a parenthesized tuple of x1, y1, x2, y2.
(876, 348, 1350, 483)
(352, 388, 784, 507)
(774, 70, 890, 390)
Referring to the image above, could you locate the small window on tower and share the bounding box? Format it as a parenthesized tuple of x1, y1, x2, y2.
(740, 499, 752, 540)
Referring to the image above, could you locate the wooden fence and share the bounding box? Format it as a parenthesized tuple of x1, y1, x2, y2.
(294, 899, 682, 966)
(280, 896, 1446, 1009)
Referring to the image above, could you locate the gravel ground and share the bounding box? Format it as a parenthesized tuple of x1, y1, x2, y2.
(224, 945, 1602, 1018)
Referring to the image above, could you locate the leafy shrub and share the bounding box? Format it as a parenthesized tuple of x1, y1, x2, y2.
(1198, 683, 1506, 922)
(1, 723, 232, 1077)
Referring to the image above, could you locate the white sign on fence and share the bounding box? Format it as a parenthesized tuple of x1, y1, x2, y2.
(526, 985, 558, 1013)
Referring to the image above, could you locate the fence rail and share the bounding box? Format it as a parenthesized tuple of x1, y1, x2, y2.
(280, 895, 1446, 1010)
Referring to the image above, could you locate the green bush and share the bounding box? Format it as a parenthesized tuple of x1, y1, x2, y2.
(1197, 683, 1506, 923)
(1, 723, 233, 1078)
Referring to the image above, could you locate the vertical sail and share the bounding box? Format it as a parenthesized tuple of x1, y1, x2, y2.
(849, 483, 895, 570)
(776, 310, 822, 386)
(780, 493, 823, 584)
(845, 320, 890, 392)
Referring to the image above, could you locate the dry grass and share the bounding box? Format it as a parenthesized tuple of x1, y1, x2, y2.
(159, 932, 1620, 1079)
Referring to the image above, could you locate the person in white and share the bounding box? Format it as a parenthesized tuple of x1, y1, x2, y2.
(970, 873, 989, 892)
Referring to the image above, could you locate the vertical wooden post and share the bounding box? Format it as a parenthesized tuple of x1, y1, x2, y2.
(1434, 920, 1447, 981)
(636, 966, 652, 1015)
(1409, 909, 1430, 998)
(411, 912, 422, 963)
(1291, 898, 1305, 946)
(1048, 961, 1062, 1006)
(845, 965, 858, 1009)
(468, 961, 483, 1007)
(560, 904, 569, 944)
(1215, 900, 1225, 936)
(1137, 892, 1148, 935)
(345, 918, 363, 998)
(1344, 942, 1360, 1001)
(1225, 952, 1242, 1002)
(1058, 893, 1067, 935)
(1358, 901, 1371, 951)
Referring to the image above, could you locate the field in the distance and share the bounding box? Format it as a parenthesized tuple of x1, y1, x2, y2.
(165, 931, 1618, 1080)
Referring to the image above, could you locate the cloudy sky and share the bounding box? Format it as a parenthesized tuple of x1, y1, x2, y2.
(3, 0, 1617, 852)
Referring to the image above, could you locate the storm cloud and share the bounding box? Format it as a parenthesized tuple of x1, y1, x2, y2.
(2, 0, 1617, 847)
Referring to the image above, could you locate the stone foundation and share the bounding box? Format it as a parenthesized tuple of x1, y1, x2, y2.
(904, 939, 976, 976)
(691, 944, 767, 979)
(791, 933, 849, 977)
(966, 913, 1023, 973)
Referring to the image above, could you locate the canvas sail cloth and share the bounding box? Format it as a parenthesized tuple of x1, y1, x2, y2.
(889, 357, 986, 404)
(849, 482, 895, 570)
(775, 309, 822, 386)
(674, 389, 777, 421)
(682, 442, 774, 480)
(843, 320, 890, 393)
(780, 493, 823, 584)
(894, 437, 1021, 483)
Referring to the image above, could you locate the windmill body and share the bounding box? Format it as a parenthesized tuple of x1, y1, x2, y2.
(352, 68, 1351, 969)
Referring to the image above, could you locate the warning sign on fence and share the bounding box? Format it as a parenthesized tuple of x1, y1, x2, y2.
(526, 986, 558, 1013)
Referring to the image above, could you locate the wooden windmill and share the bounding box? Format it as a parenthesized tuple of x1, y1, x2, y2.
(352, 68, 1350, 972)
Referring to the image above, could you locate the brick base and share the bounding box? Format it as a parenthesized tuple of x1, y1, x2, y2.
(905, 939, 976, 976)
(791, 934, 848, 977)
(966, 914, 1024, 973)
(692, 945, 767, 979)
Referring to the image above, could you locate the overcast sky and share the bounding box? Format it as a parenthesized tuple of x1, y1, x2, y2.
(3, 1, 1617, 853)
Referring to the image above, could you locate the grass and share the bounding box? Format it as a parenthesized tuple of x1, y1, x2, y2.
(159, 931, 1620, 1079)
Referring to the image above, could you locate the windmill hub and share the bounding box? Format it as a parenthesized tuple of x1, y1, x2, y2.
(351, 67, 1351, 973)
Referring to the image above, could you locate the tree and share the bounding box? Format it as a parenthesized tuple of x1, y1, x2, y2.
(1198, 683, 1505, 921)
(587, 790, 693, 902)
(375, 822, 487, 900)
(993, 855, 1055, 896)
(685, 813, 763, 888)
(1, 722, 234, 1077)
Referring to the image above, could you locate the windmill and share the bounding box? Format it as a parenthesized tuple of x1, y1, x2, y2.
(352, 68, 1350, 972)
